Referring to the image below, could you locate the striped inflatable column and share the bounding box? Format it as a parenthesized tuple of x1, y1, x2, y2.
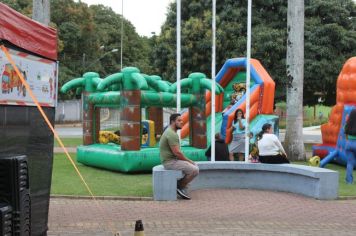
(120, 90, 141, 150)
(146, 107, 163, 135)
(82, 91, 100, 145)
(94, 106, 100, 143)
(189, 93, 206, 148)
(189, 73, 207, 149)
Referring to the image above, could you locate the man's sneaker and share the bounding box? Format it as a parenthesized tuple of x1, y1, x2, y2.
(177, 188, 191, 200)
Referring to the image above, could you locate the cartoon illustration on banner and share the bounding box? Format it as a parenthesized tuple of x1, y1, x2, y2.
(0, 48, 57, 107)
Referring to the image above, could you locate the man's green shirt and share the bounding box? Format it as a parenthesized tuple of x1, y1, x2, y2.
(159, 127, 179, 163)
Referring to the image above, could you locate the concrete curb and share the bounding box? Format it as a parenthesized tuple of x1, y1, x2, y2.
(50, 194, 356, 201)
(55, 123, 82, 128)
(337, 195, 356, 200)
(50, 194, 153, 201)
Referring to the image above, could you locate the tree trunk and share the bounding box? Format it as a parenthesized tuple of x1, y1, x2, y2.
(32, 0, 50, 26)
(285, 0, 305, 161)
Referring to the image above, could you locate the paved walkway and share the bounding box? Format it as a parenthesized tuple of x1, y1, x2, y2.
(48, 189, 356, 236)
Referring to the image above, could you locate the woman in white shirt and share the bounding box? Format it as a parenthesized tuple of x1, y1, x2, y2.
(257, 123, 289, 164)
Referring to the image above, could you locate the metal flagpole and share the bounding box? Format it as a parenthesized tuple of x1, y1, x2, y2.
(211, 0, 216, 162)
(120, 0, 124, 70)
(245, 0, 252, 162)
(176, 0, 181, 113)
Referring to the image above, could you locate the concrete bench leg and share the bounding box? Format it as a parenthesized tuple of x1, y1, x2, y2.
(153, 169, 182, 201)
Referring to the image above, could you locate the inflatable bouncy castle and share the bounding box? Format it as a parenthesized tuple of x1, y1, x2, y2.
(61, 68, 224, 172)
(61, 58, 278, 173)
(313, 57, 356, 167)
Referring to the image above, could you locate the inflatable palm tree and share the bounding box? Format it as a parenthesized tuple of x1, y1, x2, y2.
(96, 70, 171, 141)
(170, 72, 224, 148)
(142, 74, 170, 135)
(60, 72, 101, 145)
(97, 67, 149, 150)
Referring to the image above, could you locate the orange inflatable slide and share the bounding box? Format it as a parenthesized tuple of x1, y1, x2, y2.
(180, 58, 275, 143)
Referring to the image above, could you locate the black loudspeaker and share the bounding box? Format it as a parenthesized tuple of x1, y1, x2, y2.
(0, 203, 12, 236)
(0, 156, 30, 236)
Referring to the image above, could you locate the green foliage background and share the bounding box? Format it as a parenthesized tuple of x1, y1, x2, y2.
(1, 0, 153, 99)
(2, 0, 356, 104)
(151, 0, 356, 105)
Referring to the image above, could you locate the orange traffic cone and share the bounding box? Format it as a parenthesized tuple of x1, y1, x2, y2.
(134, 220, 145, 236)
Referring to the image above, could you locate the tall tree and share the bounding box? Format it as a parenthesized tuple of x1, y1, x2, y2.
(285, 0, 305, 161)
(32, 0, 50, 25)
(152, 0, 356, 104)
(0, 0, 32, 14)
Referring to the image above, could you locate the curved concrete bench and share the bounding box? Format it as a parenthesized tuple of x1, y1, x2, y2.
(152, 162, 339, 201)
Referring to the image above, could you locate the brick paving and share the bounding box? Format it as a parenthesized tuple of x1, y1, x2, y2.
(48, 189, 356, 236)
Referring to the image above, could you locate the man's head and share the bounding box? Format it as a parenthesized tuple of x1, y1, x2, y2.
(170, 113, 183, 130)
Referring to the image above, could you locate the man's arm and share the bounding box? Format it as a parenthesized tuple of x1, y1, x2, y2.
(171, 145, 195, 165)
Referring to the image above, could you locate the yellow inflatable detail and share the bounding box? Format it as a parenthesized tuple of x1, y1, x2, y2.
(308, 156, 320, 167)
(99, 131, 120, 144)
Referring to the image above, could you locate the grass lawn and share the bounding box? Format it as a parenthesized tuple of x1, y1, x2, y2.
(322, 163, 356, 197)
(52, 153, 356, 198)
(276, 102, 331, 129)
(54, 137, 82, 147)
(51, 153, 152, 197)
(278, 118, 328, 129)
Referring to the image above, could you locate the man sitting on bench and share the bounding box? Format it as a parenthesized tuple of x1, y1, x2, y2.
(159, 113, 199, 200)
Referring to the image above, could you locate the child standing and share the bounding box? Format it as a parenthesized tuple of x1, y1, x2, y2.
(249, 132, 259, 163)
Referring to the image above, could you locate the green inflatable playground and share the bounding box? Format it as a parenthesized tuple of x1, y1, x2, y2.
(61, 58, 279, 173)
